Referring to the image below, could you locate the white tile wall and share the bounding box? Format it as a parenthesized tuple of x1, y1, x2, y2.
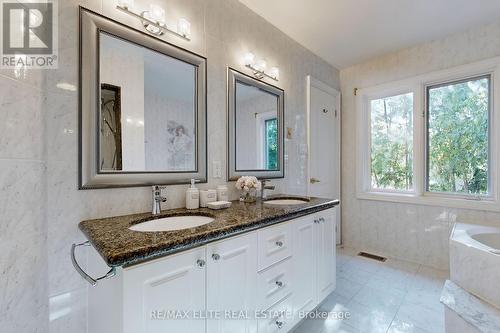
(0, 0, 339, 332)
(340, 18, 500, 270)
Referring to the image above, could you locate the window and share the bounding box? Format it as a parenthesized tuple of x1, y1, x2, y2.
(426, 75, 491, 196)
(370, 93, 414, 191)
(357, 58, 500, 210)
(265, 118, 278, 170)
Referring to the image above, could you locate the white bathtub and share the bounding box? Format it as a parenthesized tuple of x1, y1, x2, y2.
(450, 223, 500, 309)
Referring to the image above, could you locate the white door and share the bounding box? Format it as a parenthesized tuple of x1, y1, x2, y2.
(292, 215, 317, 315)
(308, 76, 341, 244)
(122, 247, 206, 333)
(207, 233, 258, 333)
(316, 209, 336, 301)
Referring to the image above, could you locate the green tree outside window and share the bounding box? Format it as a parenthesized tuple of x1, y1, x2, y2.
(265, 118, 278, 170)
(427, 76, 489, 195)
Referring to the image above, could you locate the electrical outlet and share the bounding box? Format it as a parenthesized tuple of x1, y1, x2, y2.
(212, 161, 222, 178)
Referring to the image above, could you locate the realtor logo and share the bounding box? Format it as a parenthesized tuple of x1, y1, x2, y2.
(1, 0, 58, 68)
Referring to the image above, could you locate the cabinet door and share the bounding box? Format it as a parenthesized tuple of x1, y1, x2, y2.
(123, 247, 206, 333)
(292, 215, 317, 317)
(207, 233, 258, 333)
(316, 209, 336, 302)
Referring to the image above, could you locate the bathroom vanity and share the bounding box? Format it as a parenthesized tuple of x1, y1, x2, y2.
(78, 197, 338, 333)
(76, 8, 339, 333)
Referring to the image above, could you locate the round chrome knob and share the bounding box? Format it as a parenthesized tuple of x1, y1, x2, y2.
(314, 219, 320, 224)
(275, 241, 283, 247)
(212, 253, 220, 261)
(275, 280, 283, 287)
(276, 320, 284, 329)
(196, 259, 206, 268)
(319, 217, 325, 223)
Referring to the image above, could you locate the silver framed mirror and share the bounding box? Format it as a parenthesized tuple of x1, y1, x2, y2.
(79, 7, 207, 189)
(227, 68, 285, 181)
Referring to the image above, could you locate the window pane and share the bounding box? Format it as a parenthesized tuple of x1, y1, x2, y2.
(427, 76, 490, 195)
(370, 93, 414, 191)
(265, 118, 278, 170)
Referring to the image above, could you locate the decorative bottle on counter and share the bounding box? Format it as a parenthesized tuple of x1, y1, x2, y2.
(186, 179, 200, 209)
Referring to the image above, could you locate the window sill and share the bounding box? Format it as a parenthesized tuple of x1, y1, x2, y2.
(357, 191, 500, 212)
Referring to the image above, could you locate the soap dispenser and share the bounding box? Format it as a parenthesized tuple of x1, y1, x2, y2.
(186, 179, 200, 209)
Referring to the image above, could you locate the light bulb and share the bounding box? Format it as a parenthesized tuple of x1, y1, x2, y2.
(149, 4, 165, 24)
(270, 67, 279, 80)
(244, 52, 255, 66)
(177, 18, 191, 37)
(256, 59, 267, 72)
(117, 0, 134, 9)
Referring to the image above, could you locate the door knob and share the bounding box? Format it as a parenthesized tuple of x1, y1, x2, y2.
(212, 253, 220, 261)
(196, 259, 206, 268)
(310, 178, 321, 184)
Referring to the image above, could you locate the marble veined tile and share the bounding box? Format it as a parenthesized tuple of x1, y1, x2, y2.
(0, 76, 44, 160)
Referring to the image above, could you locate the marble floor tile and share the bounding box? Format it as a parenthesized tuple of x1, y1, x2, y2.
(292, 248, 447, 333)
(351, 285, 406, 313)
(387, 318, 431, 333)
(403, 288, 443, 312)
(319, 292, 351, 312)
(334, 277, 364, 300)
(394, 301, 445, 333)
(343, 300, 396, 333)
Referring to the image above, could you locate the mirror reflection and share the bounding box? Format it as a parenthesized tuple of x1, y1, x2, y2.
(235, 81, 279, 171)
(99, 32, 196, 172)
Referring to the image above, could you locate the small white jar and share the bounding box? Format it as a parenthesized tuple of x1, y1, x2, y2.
(216, 185, 229, 202)
(200, 189, 217, 208)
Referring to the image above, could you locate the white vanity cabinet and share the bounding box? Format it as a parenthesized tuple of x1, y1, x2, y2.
(206, 233, 258, 333)
(291, 210, 336, 318)
(87, 207, 336, 333)
(292, 216, 318, 315)
(316, 213, 336, 301)
(123, 247, 207, 333)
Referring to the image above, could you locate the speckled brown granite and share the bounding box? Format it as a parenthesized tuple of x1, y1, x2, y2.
(79, 195, 339, 268)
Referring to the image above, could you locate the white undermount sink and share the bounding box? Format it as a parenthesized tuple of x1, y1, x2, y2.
(264, 199, 309, 206)
(129, 215, 215, 232)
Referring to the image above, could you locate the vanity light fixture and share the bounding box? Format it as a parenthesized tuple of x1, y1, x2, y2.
(244, 52, 279, 81)
(116, 1, 191, 40)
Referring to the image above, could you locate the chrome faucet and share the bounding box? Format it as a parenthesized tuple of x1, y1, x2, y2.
(152, 185, 167, 215)
(260, 179, 276, 200)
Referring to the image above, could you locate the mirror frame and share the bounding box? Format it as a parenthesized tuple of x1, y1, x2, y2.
(227, 67, 285, 181)
(79, 7, 207, 189)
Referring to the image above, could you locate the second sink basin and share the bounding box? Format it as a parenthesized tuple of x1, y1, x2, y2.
(264, 199, 309, 206)
(129, 215, 215, 232)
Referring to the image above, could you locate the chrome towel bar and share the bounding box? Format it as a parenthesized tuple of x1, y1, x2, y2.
(71, 241, 116, 286)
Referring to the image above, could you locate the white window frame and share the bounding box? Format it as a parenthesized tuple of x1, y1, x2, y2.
(357, 57, 500, 211)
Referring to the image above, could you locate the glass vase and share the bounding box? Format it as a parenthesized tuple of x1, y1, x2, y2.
(240, 190, 257, 203)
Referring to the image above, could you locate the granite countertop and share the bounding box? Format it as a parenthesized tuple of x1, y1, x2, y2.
(441, 280, 500, 332)
(79, 195, 339, 268)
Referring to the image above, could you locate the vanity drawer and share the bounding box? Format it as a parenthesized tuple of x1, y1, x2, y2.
(257, 257, 293, 311)
(258, 293, 293, 333)
(258, 222, 292, 270)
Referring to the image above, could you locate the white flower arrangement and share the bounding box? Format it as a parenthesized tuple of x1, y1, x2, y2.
(235, 176, 262, 193)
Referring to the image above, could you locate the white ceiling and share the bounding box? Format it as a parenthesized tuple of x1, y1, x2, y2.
(239, 0, 500, 69)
